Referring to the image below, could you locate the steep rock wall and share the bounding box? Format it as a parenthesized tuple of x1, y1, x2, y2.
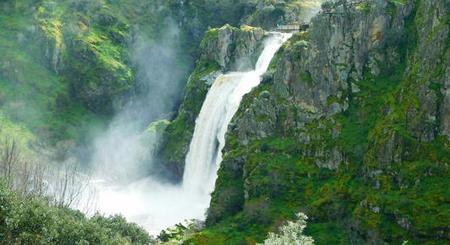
(203, 0, 449, 243)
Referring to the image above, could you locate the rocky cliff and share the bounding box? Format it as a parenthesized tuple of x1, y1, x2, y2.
(196, 0, 449, 243)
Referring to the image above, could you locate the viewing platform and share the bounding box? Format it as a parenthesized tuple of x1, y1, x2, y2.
(275, 22, 310, 33)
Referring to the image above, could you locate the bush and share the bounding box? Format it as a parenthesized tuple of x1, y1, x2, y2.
(259, 213, 314, 245)
(0, 183, 154, 244)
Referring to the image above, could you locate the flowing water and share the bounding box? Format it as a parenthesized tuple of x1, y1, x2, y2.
(81, 32, 291, 235)
(183, 32, 292, 195)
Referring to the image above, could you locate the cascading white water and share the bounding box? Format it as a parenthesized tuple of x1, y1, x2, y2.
(79, 32, 291, 235)
(183, 32, 292, 196)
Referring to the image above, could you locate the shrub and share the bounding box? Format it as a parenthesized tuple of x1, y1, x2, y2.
(0, 183, 154, 244)
(259, 213, 314, 245)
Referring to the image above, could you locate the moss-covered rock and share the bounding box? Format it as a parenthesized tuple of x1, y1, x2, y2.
(203, 0, 449, 243)
(200, 24, 265, 71)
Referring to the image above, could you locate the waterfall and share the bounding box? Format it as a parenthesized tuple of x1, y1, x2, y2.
(183, 32, 292, 196)
(79, 32, 291, 235)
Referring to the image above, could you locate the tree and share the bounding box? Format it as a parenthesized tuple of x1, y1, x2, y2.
(0, 138, 20, 188)
(0, 136, 88, 207)
(260, 213, 314, 245)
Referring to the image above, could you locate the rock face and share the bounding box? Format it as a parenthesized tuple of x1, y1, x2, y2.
(205, 0, 449, 243)
(201, 25, 265, 71)
(365, 0, 449, 165)
(243, 0, 325, 30)
(157, 25, 266, 181)
(229, 0, 415, 167)
(34, 1, 136, 116)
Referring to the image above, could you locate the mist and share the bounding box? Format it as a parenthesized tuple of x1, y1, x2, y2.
(77, 19, 199, 234)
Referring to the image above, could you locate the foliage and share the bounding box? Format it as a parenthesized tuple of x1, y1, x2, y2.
(0, 182, 154, 244)
(259, 213, 314, 245)
(158, 219, 204, 244)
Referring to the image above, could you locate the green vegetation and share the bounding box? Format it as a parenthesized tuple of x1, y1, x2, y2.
(0, 0, 282, 147)
(1, 0, 448, 244)
(0, 0, 131, 144)
(0, 9, 65, 139)
(337, 68, 404, 163)
(0, 182, 153, 244)
(355, 2, 372, 13)
(0, 113, 35, 150)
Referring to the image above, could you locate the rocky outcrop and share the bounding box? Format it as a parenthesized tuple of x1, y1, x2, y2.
(365, 0, 449, 166)
(243, 0, 325, 29)
(228, 0, 415, 163)
(206, 0, 449, 243)
(200, 24, 265, 71)
(407, 0, 449, 139)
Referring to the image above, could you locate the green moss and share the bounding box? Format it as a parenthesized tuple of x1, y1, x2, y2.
(82, 31, 125, 70)
(36, 4, 65, 50)
(147, 120, 170, 134)
(355, 2, 372, 13)
(388, 0, 408, 5)
(201, 28, 220, 48)
(298, 71, 313, 85)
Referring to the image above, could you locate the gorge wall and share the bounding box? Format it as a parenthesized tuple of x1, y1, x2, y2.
(171, 0, 449, 243)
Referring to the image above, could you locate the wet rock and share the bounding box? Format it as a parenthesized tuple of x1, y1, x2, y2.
(201, 71, 222, 86)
